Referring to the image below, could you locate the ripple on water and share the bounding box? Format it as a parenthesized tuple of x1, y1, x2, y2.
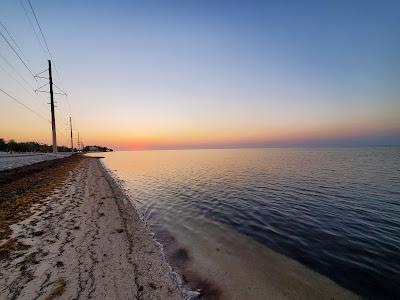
(92, 147, 400, 299)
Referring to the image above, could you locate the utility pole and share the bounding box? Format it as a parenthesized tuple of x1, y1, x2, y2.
(69, 116, 73, 151)
(77, 131, 80, 151)
(48, 60, 57, 153)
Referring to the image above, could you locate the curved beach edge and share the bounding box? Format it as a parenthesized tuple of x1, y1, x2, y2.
(0, 155, 196, 299)
(96, 156, 361, 300)
(97, 157, 199, 300)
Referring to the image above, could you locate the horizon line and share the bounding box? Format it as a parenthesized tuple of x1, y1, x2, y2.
(113, 144, 400, 151)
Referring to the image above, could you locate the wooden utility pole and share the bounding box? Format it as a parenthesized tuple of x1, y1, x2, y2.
(77, 131, 80, 151)
(69, 116, 73, 151)
(48, 60, 57, 153)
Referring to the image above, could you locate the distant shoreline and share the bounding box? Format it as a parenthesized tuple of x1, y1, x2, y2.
(105, 145, 400, 152)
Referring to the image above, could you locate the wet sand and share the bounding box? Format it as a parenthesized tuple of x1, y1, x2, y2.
(157, 217, 360, 300)
(1, 152, 361, 300)
(0, 155, 183, 299)
(90, 150, 361, 300)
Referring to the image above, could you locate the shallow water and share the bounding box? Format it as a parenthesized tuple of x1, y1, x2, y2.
(94, 147, 400, 298)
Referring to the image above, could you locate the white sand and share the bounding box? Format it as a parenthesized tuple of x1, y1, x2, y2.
(0, 157, 184, 299)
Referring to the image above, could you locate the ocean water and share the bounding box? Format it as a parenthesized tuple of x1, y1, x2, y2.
(95, 148, 400, 299)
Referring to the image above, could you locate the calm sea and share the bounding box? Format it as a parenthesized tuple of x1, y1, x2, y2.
(95, 147, 400, 299)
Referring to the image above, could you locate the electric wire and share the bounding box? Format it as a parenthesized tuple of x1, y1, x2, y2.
(0, 63, 46, 108)
(0, 21, 30, 65)
(26, 0, 73, 119)
(2, 1, 77, 147)
(18, 0, 47, 61)
(0, 50, 48, 105)
(1, 88, 71, 146)
(16, 1, 70, 125)
(0, 30, 36, 79)
(0, 50, 35, 90)
(26, 0, 53, 61)
(0, 88, 50, 123)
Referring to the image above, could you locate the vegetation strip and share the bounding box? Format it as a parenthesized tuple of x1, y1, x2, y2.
(0, 155, 86, 244)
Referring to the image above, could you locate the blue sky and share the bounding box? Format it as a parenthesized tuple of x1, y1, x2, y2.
(1, 0, 399, 148)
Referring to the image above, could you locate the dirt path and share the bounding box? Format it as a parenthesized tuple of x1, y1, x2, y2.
(0, 157, 184, 300)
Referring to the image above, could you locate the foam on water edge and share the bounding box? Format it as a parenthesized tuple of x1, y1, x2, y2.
(98, 159, 199, 300)
(95, 153, 360, 300)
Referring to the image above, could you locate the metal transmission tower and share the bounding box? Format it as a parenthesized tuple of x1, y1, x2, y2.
(48, 60, 57, 152)
(69, 116, 74, 151)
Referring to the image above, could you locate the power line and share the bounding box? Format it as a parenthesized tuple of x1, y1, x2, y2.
(18, 0, 47, 61)
(34, 67, 71, 144)
(27, 0, 52, 59)
(0, 21, 30, 65)
(0, 51, 49, 106)
(52, 82, 67, 95)
(25, 0, 63, 90)
(26, 0, 73, 119)
(0, 87, 50, 123)
(0, 30, 36, 79)
(25, 0, 74, 142)
(1, 88, 71, 148)
(0, 51, 35, 90)
(18, 0, 71, 125)
(2, 1, 78, 147)
(0, 0, 76, 148)
(0, 49, 53, 106)
(0, 63, 46, 108)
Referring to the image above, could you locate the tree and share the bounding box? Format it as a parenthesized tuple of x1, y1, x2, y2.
(0, 138, 5, 152)
(7, 139, 18, 153)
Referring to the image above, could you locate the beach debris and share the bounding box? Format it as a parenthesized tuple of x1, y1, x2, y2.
(55, 261, 64, 268)
(149, 282, 157, 289)
(0, 238, 30, 260)
(44, 277, 66, 300)
(33, 230, 44, 236)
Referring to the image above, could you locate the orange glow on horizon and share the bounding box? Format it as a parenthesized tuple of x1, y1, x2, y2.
(91, 122, 400, 150)
(1, 101, 399, 150)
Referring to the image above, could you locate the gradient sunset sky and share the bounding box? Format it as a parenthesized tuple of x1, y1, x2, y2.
(1, 0, 399, 150)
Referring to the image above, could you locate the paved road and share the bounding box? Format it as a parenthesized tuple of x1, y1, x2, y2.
(0, 152, 73, 171)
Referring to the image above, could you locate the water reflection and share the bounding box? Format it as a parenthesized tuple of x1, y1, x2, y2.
(92, 147, 400, 299)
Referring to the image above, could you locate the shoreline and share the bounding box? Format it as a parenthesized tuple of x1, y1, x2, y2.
(0, 152, 362, 299)
(0, 155, 185, 299)
(98, 156, 196, 299)
(97, 152, 360, 300)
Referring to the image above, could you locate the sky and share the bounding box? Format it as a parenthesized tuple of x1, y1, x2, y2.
(0, 0, 399, 150)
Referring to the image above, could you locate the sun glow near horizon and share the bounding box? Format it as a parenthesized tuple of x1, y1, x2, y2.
(1, 0, 399, 149)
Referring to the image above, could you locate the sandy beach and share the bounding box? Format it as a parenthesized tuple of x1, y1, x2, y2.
(0, 155, 184, 299)
(1, 1, 397, 298)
